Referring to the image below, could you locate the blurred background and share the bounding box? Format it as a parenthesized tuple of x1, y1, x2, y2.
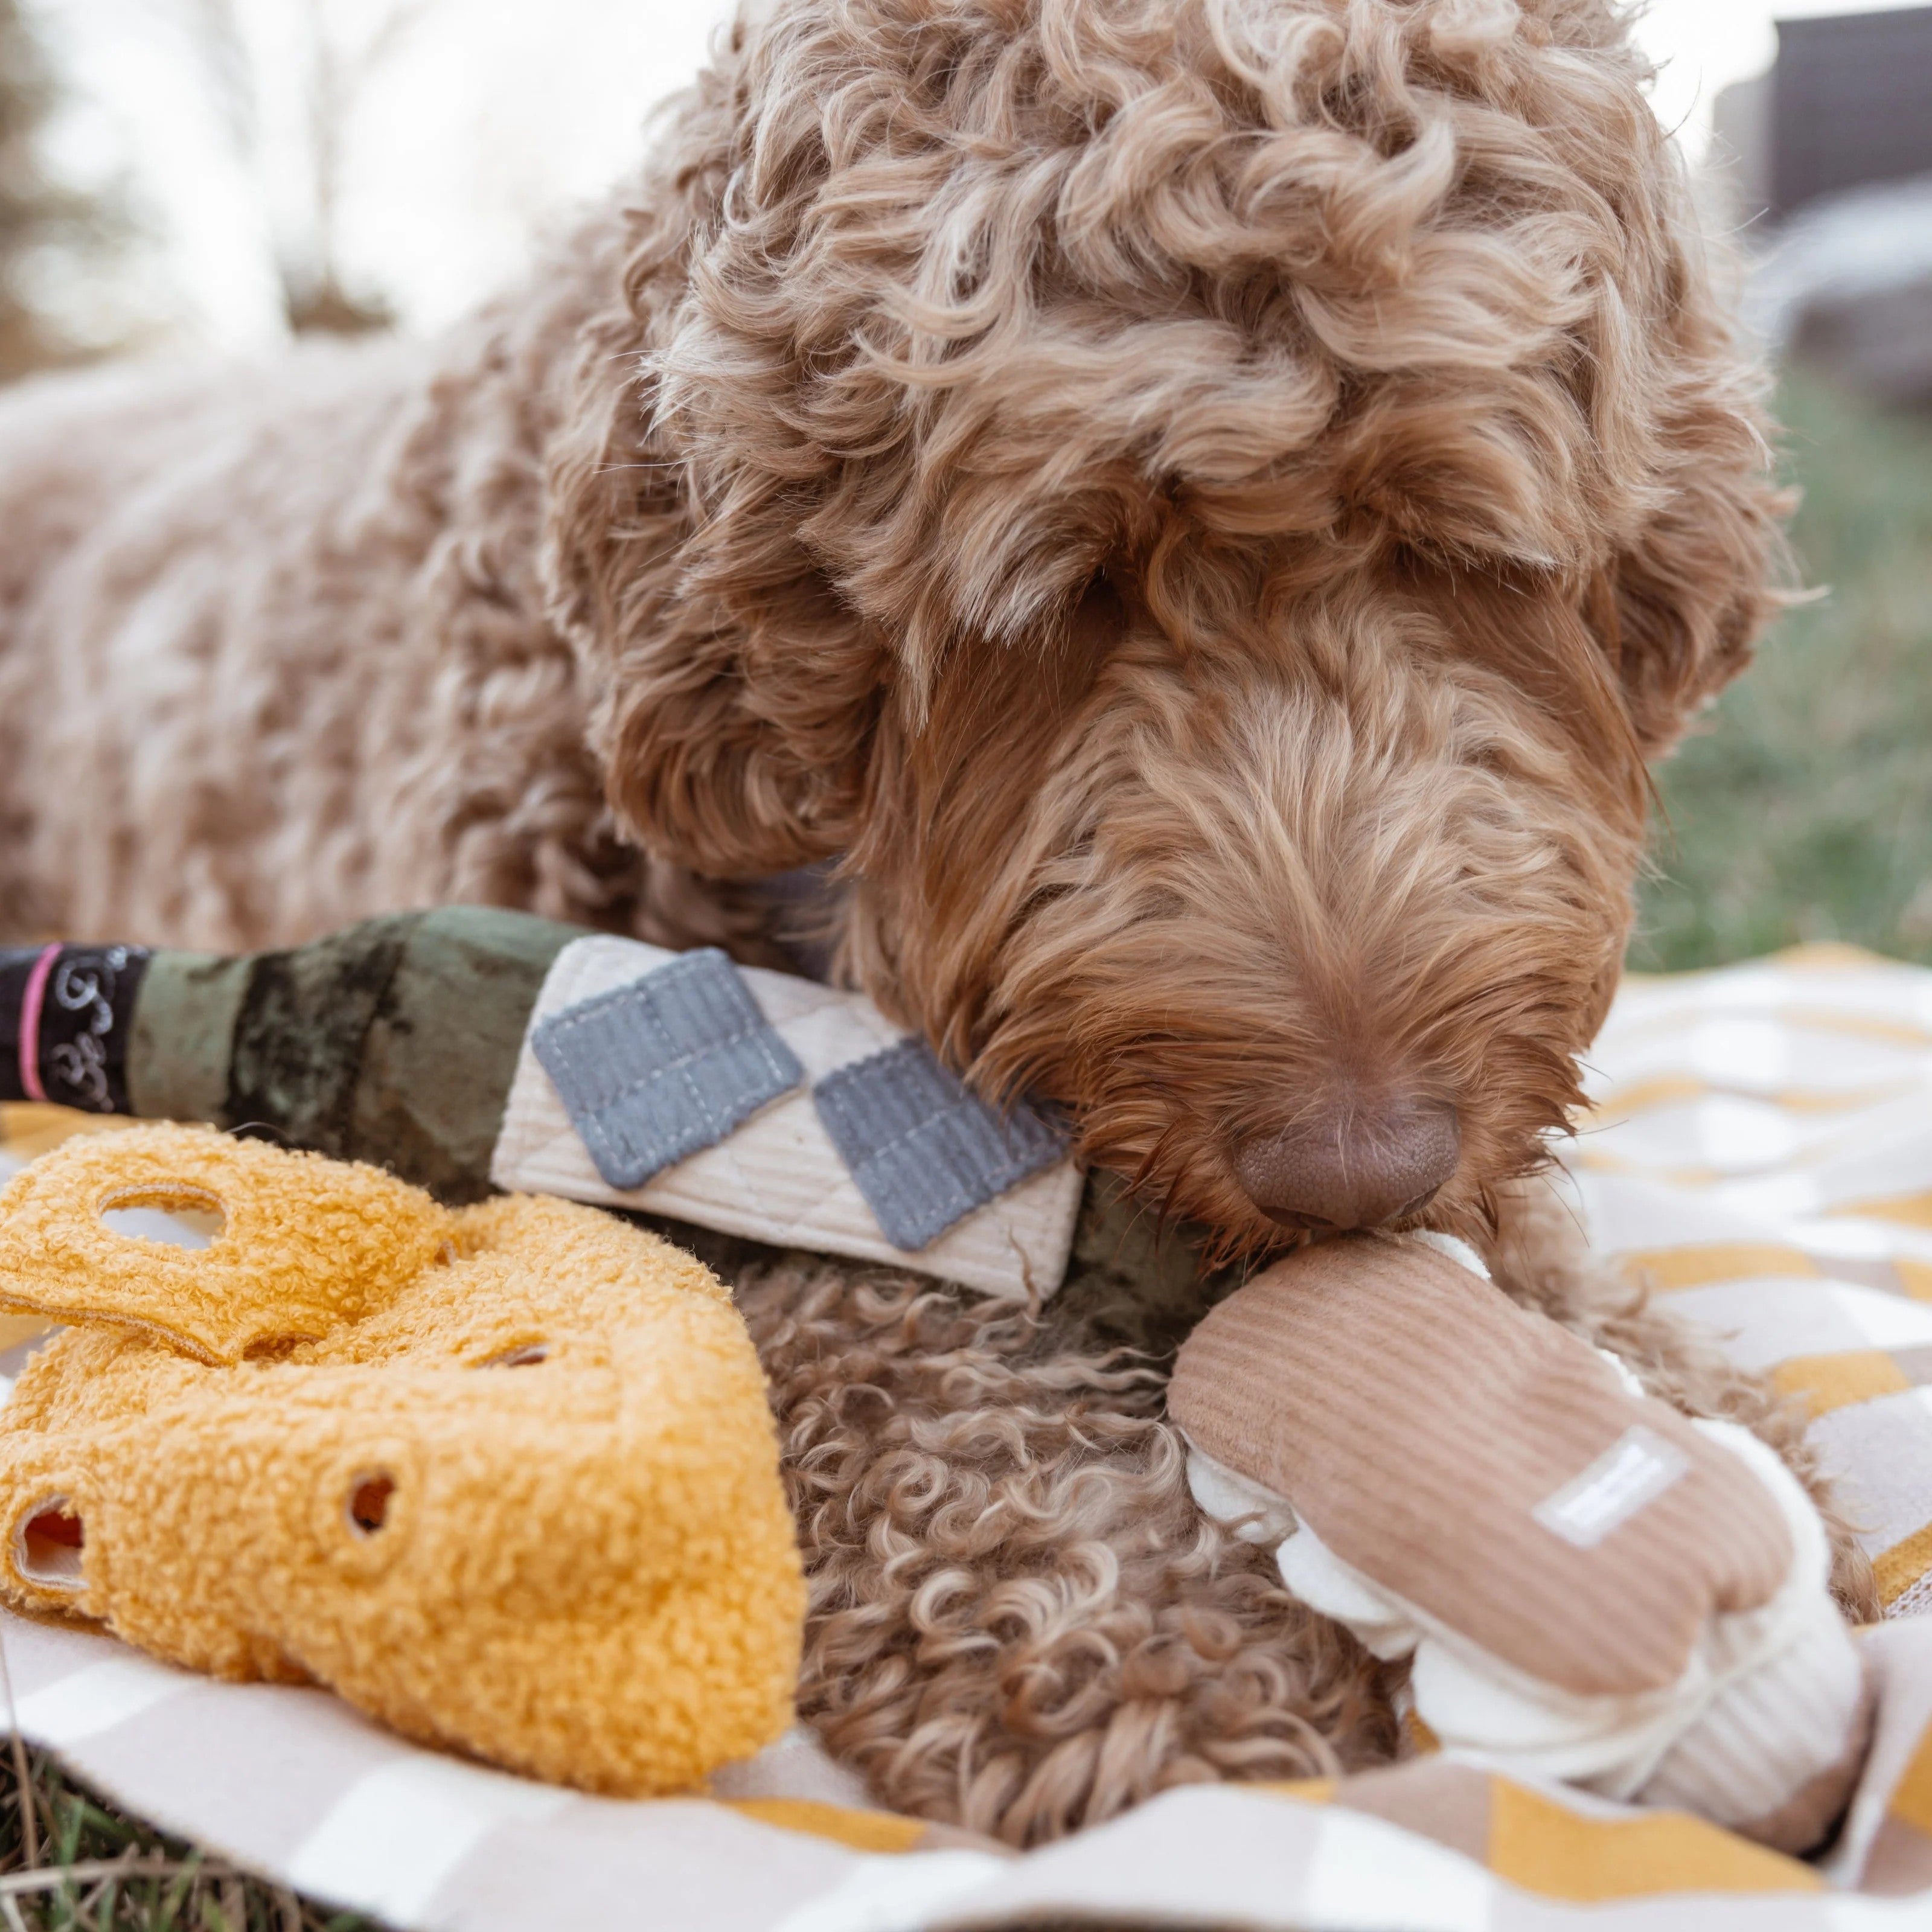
(0, 0, 1927, 971)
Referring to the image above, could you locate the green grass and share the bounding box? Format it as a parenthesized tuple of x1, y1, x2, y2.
(1633, 369, 1932, 971)
(0, 1741, 368, 1931)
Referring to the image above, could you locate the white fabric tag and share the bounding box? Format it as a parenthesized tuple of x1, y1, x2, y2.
(490, 936, 1084, 1300)
(1533, 1426, 1692, 1550)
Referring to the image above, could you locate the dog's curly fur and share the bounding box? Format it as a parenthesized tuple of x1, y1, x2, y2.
(0, 0, 1865, 1846)
(744, 1265, 1401, 1842)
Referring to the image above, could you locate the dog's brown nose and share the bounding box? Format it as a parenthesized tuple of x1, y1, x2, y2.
(1235, 1096, 1460, 1231)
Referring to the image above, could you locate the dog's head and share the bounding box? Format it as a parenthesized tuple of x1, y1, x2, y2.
(549, 0, 1783, 1253)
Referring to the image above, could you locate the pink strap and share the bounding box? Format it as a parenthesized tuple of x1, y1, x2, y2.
(16, 944, 58, 1105)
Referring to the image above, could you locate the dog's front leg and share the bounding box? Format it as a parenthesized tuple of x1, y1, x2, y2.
(1480, 1172, 1881, 1622)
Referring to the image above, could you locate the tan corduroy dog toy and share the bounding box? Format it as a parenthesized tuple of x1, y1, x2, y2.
(0, 1124, 804, 1797)
(1171, 1233, 1872, 1855)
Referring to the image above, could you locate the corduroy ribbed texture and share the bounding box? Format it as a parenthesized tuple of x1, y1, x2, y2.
(1167, 1237, 1793, 1697)
(0, 1124, 804, 1797)
(1640, 1606, 1870, 1851)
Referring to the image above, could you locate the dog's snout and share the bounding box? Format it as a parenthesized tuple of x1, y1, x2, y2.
(1235, 1096, 1461, 1232)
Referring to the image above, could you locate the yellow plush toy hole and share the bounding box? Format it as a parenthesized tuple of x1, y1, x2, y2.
(479, 1343, 548, 1369)
(98, 1185, 226, 1250)
(13, 1496, 84, 1588)
(345, 1473, 395, 1538)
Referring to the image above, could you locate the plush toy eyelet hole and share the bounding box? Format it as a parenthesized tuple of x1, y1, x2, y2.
(243, 1335, 316, 1361)
(479, 1344, 547, 1369)
(346, 1473, 394, 1537)
(13, 1497, 83, 1588)
(98, 1186, 225, 1249)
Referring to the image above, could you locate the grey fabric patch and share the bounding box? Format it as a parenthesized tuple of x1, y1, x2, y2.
(813, 1039, 1069, 1250)
(531, 948, 804, 1189)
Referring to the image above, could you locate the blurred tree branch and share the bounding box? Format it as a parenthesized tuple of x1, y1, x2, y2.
(162, 0, 435, 335)
(0, 0, 136, 379)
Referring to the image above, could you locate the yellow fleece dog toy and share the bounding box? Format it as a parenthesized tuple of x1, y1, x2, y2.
(0, 1124, 804, 1797)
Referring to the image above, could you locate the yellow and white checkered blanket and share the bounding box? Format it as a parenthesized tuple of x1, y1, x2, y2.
(1577, 945, 1932, 1620)
(7, 945, 1932, 1928)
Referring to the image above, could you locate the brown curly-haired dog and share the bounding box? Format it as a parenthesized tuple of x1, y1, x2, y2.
(0, 0, 1866, 1844)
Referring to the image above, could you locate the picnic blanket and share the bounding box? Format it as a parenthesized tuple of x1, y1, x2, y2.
(7, 942, 1932, 1929)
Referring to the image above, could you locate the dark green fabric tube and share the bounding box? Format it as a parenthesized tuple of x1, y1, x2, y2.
(348, 907, 584, 1201)
(128, 907, 582, 1202)
(127, 951, 253, 1127)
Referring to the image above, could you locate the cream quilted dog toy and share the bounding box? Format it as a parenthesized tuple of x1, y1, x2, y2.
(0, 1124, 804, 1797)
(1171, 1233, 1872, 1855)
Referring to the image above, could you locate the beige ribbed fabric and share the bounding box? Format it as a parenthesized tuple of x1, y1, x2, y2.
(1167, 1238, 1793, 1698)
(1641, 1609, 1873, 1851)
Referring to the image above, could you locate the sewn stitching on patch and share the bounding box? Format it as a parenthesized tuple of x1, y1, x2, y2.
(812, 1038, 1068, 1251)
(531, 948, 804, 1190)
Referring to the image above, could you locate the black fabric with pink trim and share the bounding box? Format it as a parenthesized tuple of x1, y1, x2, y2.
(0, 945, 149, 1114)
